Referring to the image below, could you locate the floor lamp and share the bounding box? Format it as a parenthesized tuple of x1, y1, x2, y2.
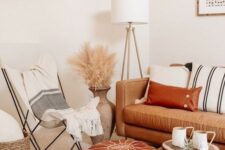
(111, 0, 149, 80)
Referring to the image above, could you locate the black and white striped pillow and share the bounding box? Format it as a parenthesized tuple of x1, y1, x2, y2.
(189, 64, 225, 113)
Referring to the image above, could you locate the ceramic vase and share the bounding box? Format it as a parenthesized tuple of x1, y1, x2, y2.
(89, 87, 115, 144)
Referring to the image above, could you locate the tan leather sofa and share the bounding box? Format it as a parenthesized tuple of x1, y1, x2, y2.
(116, 77, 225, 149)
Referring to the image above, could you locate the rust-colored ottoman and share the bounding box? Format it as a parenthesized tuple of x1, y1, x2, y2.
(89, 139, 156, 150)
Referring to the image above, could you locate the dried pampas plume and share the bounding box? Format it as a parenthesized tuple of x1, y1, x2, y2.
(69, 43, 116, 88)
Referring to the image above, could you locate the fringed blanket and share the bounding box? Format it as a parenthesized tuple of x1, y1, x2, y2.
(5, 55, 103, 141)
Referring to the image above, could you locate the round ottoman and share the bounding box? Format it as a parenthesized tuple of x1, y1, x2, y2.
(89, 139, 156, 150)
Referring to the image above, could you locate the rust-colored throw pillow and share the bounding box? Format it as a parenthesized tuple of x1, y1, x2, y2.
(145, 81, 202, 111)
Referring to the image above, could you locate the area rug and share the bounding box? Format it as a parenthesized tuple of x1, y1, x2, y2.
(89, 139, 156, 150)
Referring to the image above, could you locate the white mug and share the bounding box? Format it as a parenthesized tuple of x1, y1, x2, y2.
(192, 130, 216, 150)
(172, 126, 194, 148)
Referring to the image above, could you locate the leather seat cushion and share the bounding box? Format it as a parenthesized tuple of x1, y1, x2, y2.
(124, 104, 225, 144)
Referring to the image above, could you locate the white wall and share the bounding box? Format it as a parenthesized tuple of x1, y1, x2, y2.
(0, 0, 149, 118)
(149, 0, 225, 66)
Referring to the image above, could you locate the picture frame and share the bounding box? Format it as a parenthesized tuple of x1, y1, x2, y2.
(197, 0, 225, 16)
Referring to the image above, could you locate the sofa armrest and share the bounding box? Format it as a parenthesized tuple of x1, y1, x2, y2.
(116, 77, 149, 136)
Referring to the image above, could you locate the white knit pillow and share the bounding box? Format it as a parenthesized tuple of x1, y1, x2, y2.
(149, 65, 190, 87)
(188, 64, 225, 113)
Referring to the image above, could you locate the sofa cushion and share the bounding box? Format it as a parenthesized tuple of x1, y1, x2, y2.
(145, 81, 202, 111)
(188, 64, 225, 114)
(135, 65, 190, 104)
(149, 65, 190, 87)
(124, 104, 225, 144)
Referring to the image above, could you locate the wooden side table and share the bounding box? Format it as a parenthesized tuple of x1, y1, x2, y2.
(161, 140, 219, 150)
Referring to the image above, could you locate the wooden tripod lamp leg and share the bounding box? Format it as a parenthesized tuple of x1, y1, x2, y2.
(121, 22, 143, 80)
(121, 26, 130, 80)
(132, 27, 143, 78)
(127, 24, 132, 80)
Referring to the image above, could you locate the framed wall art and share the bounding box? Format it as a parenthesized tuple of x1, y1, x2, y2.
(197, 0, 225, 16)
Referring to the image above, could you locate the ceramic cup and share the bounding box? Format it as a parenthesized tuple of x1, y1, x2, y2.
(172, 126, 194, 148)
(192, 130, 216, 150)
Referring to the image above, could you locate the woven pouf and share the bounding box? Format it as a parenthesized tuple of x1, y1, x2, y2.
(89, 139, 156, 150)
(0, 131, 30, 150)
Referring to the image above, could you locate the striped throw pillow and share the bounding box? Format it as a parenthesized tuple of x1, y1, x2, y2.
(189, 64, 225, 113)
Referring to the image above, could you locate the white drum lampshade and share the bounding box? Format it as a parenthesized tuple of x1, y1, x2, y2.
(111, 0, 149, 80)
(111, 0, 149, 24)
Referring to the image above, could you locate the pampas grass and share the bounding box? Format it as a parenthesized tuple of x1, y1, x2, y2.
(69, 43, 116, 88)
